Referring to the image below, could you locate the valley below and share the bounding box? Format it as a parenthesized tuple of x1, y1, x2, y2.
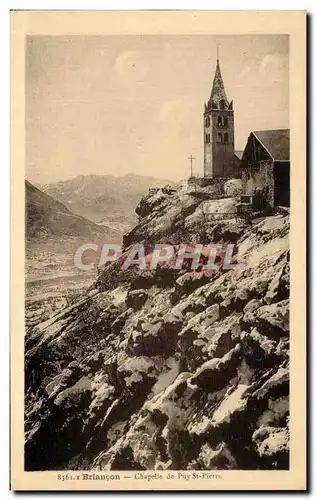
(25, 239, 97, 328)
(25, 174, 167, 327)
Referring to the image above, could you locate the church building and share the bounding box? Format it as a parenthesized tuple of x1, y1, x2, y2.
(204, 55, 240, 179)
(240, 129, 290, 209)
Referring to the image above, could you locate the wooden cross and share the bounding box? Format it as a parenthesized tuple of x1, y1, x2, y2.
(188, 154, 196, 178)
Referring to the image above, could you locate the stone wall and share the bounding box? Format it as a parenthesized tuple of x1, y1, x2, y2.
(188, 176, 228, 190)
(204, 108, 238, 178)
(241, 160, 274, 208)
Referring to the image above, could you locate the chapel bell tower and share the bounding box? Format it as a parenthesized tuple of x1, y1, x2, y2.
(204, 52, 235, 178)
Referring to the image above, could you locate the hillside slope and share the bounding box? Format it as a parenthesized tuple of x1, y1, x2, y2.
(26, 180, 121, 242)
(25, 183, 289, 471)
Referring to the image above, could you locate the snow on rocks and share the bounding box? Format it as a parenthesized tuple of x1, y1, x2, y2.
(224, 178, 242, 197)
(87, 372, 116, 419)
(253, 425, 289, 458)
(194, 442, 237, 469)
(257, 396, 289, 427)
(126, 289, 148, 311)
(210, 384, 250, 427)
(117, 356, 158, 393)
(24, 183, 290, 471)
(190, 346, 241, 392)
(252, 365, 289, 400)
(253, 300, 289, 337)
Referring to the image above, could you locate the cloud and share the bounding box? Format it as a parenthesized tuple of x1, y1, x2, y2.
(159, 98, 184, 122)
(259, 54, 284, 75)
(115, 50, 141, 75)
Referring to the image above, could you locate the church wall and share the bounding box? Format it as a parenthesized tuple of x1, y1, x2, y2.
(211, 109, 235, 178)
(203, 112, 212, 176)
(240, 133, 278, 208)
(274, 161, 290, 207)
(242, 159, 275, 208)
(204, 109, 237, 178)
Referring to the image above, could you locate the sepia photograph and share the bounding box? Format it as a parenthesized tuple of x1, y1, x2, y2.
(10, 10, 306, 491)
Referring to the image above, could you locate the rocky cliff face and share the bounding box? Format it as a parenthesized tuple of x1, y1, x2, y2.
(25, 183, 289, 471)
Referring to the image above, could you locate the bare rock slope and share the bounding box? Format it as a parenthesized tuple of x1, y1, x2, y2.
(25, 183, 290, 471)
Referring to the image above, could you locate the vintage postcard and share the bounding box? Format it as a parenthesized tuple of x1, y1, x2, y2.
(11, 10, 306, 491)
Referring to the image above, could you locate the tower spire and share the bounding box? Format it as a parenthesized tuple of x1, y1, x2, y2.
(209, 50, 228, 108)
(203, 47, 236, 179)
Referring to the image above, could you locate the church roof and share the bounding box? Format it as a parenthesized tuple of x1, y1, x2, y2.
(234, 150, 244, 160)
(253, 129, 290, 161)
(209, 59, 229, 108)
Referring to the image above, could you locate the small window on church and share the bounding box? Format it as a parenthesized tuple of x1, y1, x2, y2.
(224, 133, 229, 143)
(206, 133, 210, 144)
(205, 116, 210, 128)
(218, 133, 223, 143)
(224, 116, 228, 127)
(217, 116, 223, 126)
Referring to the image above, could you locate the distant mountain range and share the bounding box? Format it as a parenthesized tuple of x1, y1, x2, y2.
(25, 180, 121, 242)
(38, 174, 170, 234)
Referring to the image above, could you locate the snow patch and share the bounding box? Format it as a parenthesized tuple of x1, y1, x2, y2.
(211, 384, 249, 426)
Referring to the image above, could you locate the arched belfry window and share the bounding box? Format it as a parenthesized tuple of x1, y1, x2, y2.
(224, 116, 228, 127)
(205, 116, 210, 128)
(224, 133, 229, 143)
(218, 132, 223, 143)
(220, 99, 226, 110)
(217, 116, 223, 126)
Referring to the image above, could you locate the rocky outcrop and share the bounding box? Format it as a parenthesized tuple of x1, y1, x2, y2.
(25, 183, 290, 471)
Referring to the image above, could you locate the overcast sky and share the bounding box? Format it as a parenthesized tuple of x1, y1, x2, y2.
(26, 34, 289, 184)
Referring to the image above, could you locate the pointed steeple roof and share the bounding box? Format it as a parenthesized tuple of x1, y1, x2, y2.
(209, 58, 229, 109)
